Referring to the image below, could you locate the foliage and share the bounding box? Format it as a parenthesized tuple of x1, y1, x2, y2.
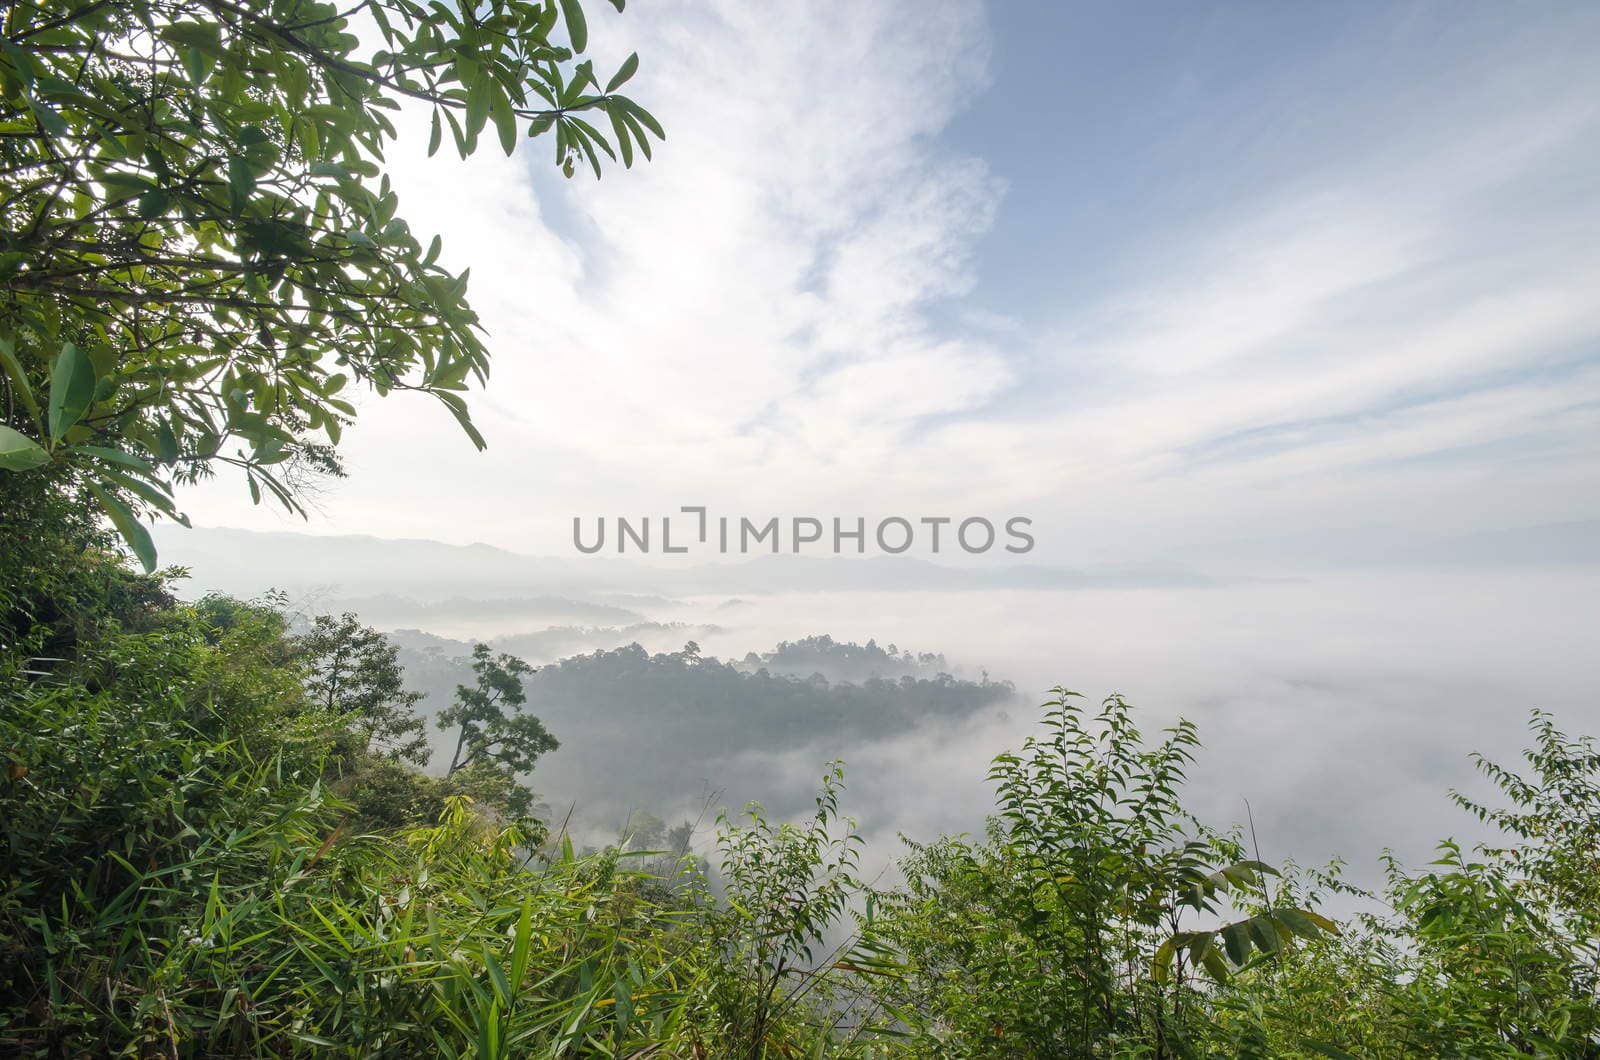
(0, 596, 333, 1052)
(867, 691, 1335, 1058)
(702, 763, 875, 1057)
(0, 466, 176, 665)
(1218, 711, 1600, 1058)
(0, 578, 839, 1057)
(0, 636, 688, 1056)
(1455, 710, 1600, 957)
(0, 0, 662, 565)
(298, 611, 430, 765)
(741, 634, 958, 683)
(435, 642, 558, 818)
(612, 810, 705, 896)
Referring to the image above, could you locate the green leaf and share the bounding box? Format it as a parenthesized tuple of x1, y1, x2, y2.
(489, 90, 518, 156)
(436, 392, 486, 450)
(0, 424, 49, 471)
(443, 107, 469, 158)
(1277, 906, 1340, 939)
(1200, 943, 1231, 983)
(88, 481, 157, 573)
(1248, 914, 1285, 954)
(1151, 937, 1175, 985)
(182, 45, 215, 85)
(137, 189, 170, 218)
(559, 0, 589, 53)
(0, 37, 36, 88)
(483, 950, 512, 1006)
(74, 445, 154, 473)
(28, 97, 68, 137)
(1301, 909, 1341, 935)
(99, 467, 180, 518)
(608, 107, 633, 167)
(100, 172, 159, 198)
(159, 22, 223, 57)
(48, 342, 96, 442)
(623, 99, 663, 139)
(619, 109, 651, 160)
(605, 52, 639, 93)
(156, 420, 179, 463)
(428, 108, 443, 157)
(465, 70, 491, 140)
(288, 1033, 342, 1049)
(0, 334, 40, 426)
(1220, 920, 1249, 965)
(227, 156, 254, 210)
(509, 898, 534, 991)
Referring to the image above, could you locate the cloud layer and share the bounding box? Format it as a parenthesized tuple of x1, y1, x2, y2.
(177, 1, 1600, 571)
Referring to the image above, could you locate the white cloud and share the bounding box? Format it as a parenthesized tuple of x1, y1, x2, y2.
(176, 0, 1600, 566)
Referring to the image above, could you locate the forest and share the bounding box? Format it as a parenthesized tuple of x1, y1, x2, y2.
(388, 629, 1011, 825)
(2, 0, 1597, 1055)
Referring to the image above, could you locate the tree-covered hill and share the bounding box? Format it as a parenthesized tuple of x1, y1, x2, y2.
(736, 633, 961, 683)
(396, 637, 1016, 823)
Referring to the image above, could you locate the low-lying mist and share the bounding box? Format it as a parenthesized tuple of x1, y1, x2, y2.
(159, 527, 1599, 894)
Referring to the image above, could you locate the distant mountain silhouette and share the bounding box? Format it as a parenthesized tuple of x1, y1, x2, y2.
(154, 525, 1225, 600)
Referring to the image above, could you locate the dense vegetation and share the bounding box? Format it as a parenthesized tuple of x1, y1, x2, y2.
(4, 1, 1597, 1053)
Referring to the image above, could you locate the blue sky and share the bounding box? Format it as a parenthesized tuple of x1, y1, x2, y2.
(958, 5, 1600, 378)
(181, 0, 1600, 567)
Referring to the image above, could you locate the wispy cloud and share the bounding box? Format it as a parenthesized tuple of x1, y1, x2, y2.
(178, 1, 1600, 566)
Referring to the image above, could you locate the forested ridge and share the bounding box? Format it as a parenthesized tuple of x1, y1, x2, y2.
(390, 633, 1013, 823)
(3, 0, 1597, 1054)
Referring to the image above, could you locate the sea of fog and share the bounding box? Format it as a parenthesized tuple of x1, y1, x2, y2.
(154, 527, 1598, 898)
(368, 570, 1598, 894)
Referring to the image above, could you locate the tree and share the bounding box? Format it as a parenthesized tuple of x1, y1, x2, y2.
(0, 0, 662, 568)
(297, 611, 429, 765)
(438, 641, 557, 782)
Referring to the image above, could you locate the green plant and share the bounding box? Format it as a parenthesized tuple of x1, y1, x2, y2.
(436, 643, 557, 819)
(298, 612, 430, 765)
(0, 594, 705, 1057)
(704, 762, 873, 1058)
(870, 691, 1335, 1058)
(0, 0, 662, 565)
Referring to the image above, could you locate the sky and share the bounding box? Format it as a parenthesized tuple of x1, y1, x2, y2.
(177, 0, 1600, 570)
